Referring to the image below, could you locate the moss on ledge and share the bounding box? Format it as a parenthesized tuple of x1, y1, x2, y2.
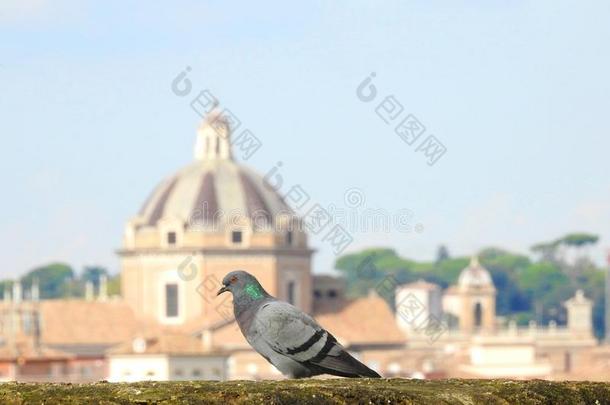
(0, 379, 609, 404)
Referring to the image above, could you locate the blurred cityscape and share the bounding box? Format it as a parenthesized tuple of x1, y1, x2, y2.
(1, 113, 609, 382)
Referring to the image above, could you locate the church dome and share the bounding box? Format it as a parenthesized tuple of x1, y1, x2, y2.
(457, 257, 495, 290)
(138, 160, 293, 229)
(135, 108, 294, 231)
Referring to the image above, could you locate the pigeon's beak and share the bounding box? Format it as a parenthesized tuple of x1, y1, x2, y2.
(216, 285, 229, 296)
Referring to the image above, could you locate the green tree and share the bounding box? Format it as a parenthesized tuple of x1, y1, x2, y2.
(479, 247, 531, 315)
(336, 248, 402, 298)
(577, 264, 605, 339)
(0, 280, 12, 299)
(107, 274, 121, 296)
(559, 233, 599, 248)
(530, 241, 560, 263)
(334, 232, 603, 335)
(436, 245, 450, 263)
(517, 262, 572, 324)
(429, 257, 469, 287)
(81, 266, 109, 288)
(21, 263, 75, 299)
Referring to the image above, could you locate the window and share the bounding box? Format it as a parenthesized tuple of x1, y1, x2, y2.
(165, 284, 179, 318)
(286, 231, 293, 246)
(287, 281, 295, 305)
(167, 232, 177, 245)
(474, 302, 482, 329)
(174, 369, 183, 377)
(313, 290, 322, 299)
(192, 369, 202, 377)
(328, 289, 337, 298)
(231, 230, 243, 244)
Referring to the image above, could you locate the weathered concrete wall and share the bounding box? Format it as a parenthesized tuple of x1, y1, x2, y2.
(0, 378, 609, 404)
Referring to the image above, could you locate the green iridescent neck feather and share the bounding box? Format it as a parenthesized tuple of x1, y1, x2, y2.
(245, 283, 264, 300)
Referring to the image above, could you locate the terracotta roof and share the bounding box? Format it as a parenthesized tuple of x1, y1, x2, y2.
(314, 295, 406, 347)
(0, 338, 73, 361)
(38, 299, 161, 346)
(108, 334, 224, 356)
(1, 294, 406, 356)
(185, 316, 235, 336)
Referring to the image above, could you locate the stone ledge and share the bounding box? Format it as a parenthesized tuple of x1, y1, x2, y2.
(0, 379, 608, 404)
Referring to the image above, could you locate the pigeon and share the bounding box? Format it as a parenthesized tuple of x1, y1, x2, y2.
(217, 270, 381, 379)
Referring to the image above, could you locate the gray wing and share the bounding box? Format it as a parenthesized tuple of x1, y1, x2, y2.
(251, 300, 380, 378)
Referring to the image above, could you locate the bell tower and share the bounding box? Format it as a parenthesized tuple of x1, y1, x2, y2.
(456, 257, 496, 334)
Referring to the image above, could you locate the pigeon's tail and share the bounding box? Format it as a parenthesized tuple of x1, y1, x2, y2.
(307, 348, 382, 378)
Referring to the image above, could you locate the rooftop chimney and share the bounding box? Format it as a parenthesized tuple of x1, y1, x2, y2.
(85, 281, 94, 301)
(99, 275, 108, 301)
(31, 278, 40, 302)
(12, 281, 22, 304)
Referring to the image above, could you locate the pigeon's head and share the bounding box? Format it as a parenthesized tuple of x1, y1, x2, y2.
(217, 270, 265, 299)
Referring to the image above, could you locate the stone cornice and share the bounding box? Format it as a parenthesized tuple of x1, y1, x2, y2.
(116, 247, 316, 258)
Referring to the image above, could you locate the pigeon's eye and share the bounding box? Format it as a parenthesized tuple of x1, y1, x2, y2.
(229, 275, 238, 284)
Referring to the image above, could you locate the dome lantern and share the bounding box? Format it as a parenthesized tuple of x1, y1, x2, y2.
(194, 106, 233, 161)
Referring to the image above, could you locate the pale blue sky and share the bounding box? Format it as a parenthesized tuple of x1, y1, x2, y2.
(1, 1, 609, 278)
